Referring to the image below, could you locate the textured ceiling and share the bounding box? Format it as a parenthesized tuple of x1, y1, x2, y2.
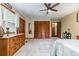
(11, 3, 79, 20)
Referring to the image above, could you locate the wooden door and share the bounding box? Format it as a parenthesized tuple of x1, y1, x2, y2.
(38, 22, 42, 38)
(34, 21, 50, 38)
(57, 22, 61, 38)
(52, 23, 55, 37)
(19, 17, 25, 33)
(42, 21, 50, 38)
(34, 22, 38, 38)
(34, 21, 42, 38)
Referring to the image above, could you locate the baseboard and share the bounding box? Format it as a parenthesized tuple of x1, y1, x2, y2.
(26, 37, 51, 39)
(26, 38, 34, 39)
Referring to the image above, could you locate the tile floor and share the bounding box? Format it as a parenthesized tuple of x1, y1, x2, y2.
(14, 38, 57, 56)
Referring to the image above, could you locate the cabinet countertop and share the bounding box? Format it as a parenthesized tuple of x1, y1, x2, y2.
(0, 33, 24, 39)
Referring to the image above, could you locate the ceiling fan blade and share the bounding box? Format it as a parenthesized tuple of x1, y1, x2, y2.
(51, 3, 60, 8)
(48, 3, 51, 6)
(51, 9, 58, 12)
(44, 3, 49, 9)
(40, 9, 47, 11)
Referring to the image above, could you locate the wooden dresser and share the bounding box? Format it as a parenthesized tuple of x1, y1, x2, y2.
(0, 33, 25, 56)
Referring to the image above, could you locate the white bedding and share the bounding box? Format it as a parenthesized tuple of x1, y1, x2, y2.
(52, 39, 79, 56)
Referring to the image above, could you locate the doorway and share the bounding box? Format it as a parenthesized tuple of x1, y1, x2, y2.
(52, 23, 57, 37)
(52, 22, 61, 38)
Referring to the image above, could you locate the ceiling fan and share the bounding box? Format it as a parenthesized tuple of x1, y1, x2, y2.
(40, 3, 60, 14)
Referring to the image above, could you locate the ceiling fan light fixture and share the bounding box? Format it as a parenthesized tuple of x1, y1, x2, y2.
(48, 9, 51, 13)
(41, 3, 60, 14)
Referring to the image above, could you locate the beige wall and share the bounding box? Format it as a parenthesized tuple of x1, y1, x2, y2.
(25, 18, 52, 38)
(25, 19, 34, 38)
(61, 10, 79, 39)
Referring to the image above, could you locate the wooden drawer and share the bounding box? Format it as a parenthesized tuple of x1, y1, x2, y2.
(9, 47, 16, 56)
(9, 37, 16, 43)
(15, 36, 20, 45)
(0, 33, 25, 56)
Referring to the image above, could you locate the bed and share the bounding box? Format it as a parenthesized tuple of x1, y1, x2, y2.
(51, 39, 79, 56)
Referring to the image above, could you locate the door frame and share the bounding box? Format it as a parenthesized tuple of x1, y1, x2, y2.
(51, 22, 61, 38)
(51, 22, 57, 37)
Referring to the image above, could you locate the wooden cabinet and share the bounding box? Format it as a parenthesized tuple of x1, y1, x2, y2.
(0, 39, 9, 56)
(34, 21, 50, 38)
(9, 37, 16, 55)
(0, 33, 25, 56)
(19, 18, 25, 36)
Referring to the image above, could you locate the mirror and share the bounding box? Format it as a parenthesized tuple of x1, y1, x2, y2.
(1, 7, 18, 33)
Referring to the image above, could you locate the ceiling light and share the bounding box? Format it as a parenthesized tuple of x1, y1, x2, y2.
(48, 9, 51, 13)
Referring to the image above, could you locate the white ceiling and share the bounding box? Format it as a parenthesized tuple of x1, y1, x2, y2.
(11, 3, 79, 20)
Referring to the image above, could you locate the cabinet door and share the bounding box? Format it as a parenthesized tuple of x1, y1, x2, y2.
(34, 21, 50, 38)
(34, 21, 38, 38)
(0, 39, 8, 56)
(43, 21, 50, 38)
(19, 35, 24, 47)
(19, 17, 25, 33)
(34, 21, 42, 38)
(9, 37, 16, 56)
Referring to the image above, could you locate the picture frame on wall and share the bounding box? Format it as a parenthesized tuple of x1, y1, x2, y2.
(77, 13, 79, 22)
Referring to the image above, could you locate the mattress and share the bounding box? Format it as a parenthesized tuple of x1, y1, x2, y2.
(52, 39, 79, 56)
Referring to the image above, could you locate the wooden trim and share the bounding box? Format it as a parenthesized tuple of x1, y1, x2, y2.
(51, 21, 52, 37)
(4, 32, 15, 34)
(1, 3, 15, 14)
